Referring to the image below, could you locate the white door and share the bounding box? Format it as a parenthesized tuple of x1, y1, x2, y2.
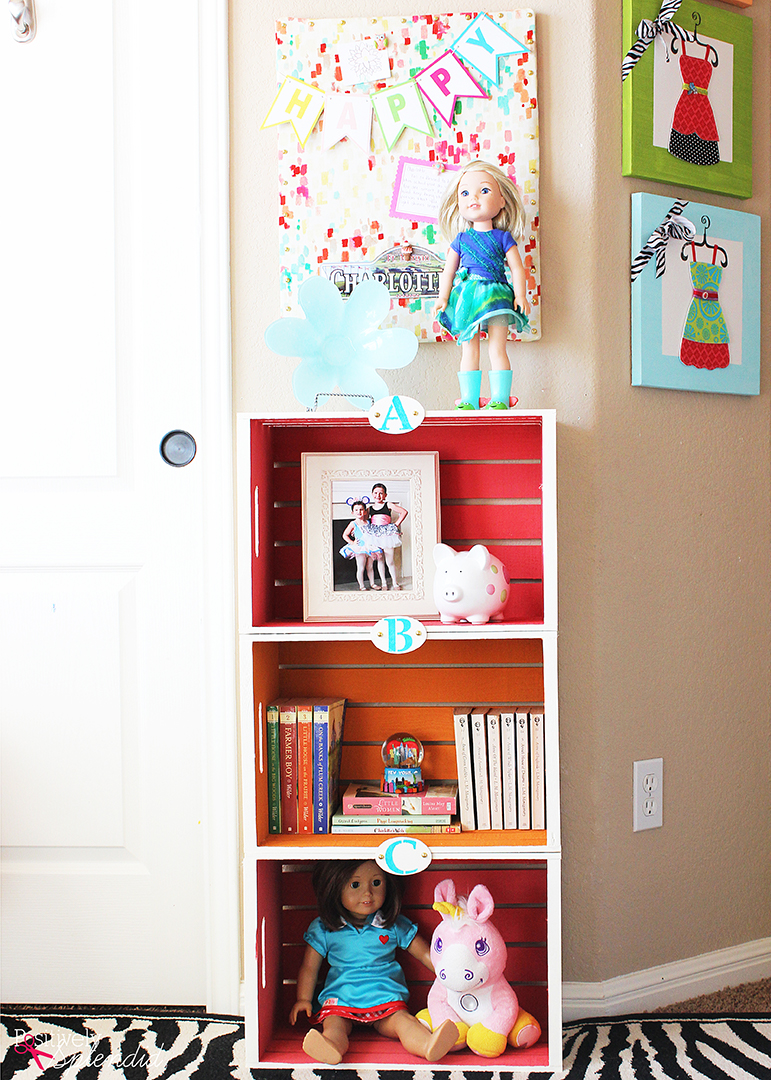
(0, 0, 238, 1008)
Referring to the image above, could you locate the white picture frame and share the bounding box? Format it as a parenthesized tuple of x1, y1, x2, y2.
(301, 451, 441, 622)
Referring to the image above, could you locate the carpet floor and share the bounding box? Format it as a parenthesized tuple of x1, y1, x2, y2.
(2, 982, 770, 1079)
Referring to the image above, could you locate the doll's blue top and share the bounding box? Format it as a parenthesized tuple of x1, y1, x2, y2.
(450, 227, 516, 282)
(304, 912, 418, 1009)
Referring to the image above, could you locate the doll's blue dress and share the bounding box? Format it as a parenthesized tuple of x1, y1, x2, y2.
(437, 227, 529, 343)
(304, 912, 418, 1023)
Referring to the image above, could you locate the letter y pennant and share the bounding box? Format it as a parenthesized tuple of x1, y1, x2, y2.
(452, 13, 528, 86)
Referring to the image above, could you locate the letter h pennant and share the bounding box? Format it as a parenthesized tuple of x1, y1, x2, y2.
(261, 75, 326, 148)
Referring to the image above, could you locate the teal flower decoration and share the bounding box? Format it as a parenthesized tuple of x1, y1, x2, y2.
(264, 276, 418, 409)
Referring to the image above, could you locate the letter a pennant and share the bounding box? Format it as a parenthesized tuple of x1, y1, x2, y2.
(322, 93, 373, 153)
(260, 76, 326, 148)
(414, 51, 488, 129)
(371, 80, 434, 151)
(451, 13, 528, 87)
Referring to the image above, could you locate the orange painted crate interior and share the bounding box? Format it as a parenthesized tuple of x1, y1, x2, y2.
(251, 636, 547, 849)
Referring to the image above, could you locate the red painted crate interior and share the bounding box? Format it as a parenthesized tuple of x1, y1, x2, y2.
(255, 859, 550, 1068)
(249, 414, 545, 627)
(250, 637, 546, 849)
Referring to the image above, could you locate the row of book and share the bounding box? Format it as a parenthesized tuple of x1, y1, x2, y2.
(330, 782, 461, 834)
(266, 698, 346, 834)
(453, 705, 545, 831)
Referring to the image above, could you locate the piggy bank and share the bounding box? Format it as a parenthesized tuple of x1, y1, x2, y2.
(433, 544, 509, 625)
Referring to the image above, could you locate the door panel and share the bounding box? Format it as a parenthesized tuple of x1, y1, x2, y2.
(0, 0, 236, 1006)
(0, 2, 117, 479)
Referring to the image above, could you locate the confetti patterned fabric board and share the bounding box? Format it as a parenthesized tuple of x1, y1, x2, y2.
(274, 11, 540, 342)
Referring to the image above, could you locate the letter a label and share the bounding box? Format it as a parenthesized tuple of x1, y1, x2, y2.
(368, 395, 425, 434)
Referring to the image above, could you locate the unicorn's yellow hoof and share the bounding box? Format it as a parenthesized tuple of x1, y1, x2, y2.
(509, 1009, 542, 1049)
(467, 1022, 507, 1058)
(453, 1021, 470, 1049)
(416, 1008, 432, 1030)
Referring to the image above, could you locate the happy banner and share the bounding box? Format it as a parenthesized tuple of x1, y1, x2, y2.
(262, 10, 528, 150)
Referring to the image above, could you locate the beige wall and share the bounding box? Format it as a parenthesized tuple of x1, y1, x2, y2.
(230, 0, 771, 985)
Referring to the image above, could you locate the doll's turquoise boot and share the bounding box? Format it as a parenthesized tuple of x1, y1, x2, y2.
(484, 369, 513, 410)
(456, 370, 482, 410)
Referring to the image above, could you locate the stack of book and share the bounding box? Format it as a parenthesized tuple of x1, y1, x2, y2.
(453, 705, 545, 831)
(266, 697, 346, 834)
(331, 782, 461, 834)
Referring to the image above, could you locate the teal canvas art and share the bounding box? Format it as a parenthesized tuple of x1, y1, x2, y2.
(631, 193, 760, 395)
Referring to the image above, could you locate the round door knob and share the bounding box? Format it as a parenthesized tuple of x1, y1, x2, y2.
(160, 430, 197, 467)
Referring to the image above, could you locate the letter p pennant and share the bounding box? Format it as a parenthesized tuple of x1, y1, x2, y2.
(371, 80, 434, 151)
(414, 51, 488, 129)
(261, 76, 326, 148)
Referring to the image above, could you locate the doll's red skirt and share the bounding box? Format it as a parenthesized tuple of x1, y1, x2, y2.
(312, 1000, 408, 1025)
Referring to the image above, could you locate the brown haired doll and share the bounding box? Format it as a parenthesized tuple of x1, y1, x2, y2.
(290, 859, 459, 1064)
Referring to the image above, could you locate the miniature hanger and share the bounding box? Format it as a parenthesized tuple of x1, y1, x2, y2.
(9, 0, 36, 41)
(671, 12, 719, 67)
(681, 216, 728, 268)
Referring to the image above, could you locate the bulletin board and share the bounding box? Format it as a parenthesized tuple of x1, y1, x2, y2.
(265, 11, 540, 342)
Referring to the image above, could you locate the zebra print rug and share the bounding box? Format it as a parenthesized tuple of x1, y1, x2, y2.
(2, 1007, 770, 1078)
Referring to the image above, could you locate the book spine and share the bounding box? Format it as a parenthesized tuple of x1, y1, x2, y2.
(500, 710, 518, 830)
(279, 701, 298, 834)
(312, 705, 329, 834)
(343, 795, 401, 815)
(326, 700, 346, 822)
(515, 706, 531, 829)
(452, 708, 476, 831)
(415, 795, 458, 815)
(342, 791, 459, 815)
(529, 708, 546, 830)
(486, 710, 504, 830)
(331, 823, 461, 834)
(332, 813, 452, 827)
(266, 702, 281, 834)
(470, 708, 491, 830)
(297, 703, 314, 834)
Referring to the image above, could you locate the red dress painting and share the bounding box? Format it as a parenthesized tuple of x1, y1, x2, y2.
(669, 42, 720, 166)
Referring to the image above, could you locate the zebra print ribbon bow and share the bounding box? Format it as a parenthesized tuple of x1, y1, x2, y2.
(631, 201, 695, 282)
(622, 0, 691, 81)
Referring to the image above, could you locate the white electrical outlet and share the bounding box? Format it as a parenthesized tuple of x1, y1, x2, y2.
(633, 758, 663, 831)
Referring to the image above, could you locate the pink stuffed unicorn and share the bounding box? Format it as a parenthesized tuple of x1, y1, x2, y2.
(416, 879, 541, 1058)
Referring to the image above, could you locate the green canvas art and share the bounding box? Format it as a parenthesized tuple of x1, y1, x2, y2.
(622, 0, 752, 198)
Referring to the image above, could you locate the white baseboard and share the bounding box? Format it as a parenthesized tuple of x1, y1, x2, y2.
(562, 937, 771, 1020)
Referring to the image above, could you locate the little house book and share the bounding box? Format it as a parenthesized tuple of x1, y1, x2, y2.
(313, 697, 346, 833)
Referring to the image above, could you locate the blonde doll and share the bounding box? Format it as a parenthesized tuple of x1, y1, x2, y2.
(435, 160, 530, 410)
(290, 860, 459, 1065)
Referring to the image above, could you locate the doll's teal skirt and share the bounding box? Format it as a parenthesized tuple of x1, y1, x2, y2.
(437, 268, 529, 343)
